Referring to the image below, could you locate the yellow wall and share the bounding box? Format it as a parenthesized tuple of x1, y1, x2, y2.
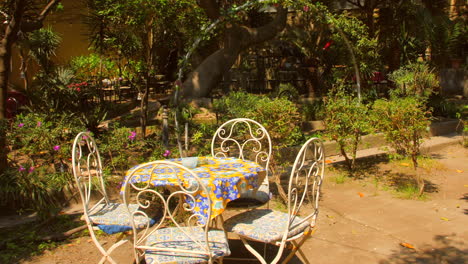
(10, 0, 90, 89)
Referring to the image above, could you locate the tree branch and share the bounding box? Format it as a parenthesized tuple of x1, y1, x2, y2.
(346, 0, 363, 8)
(1, 0, 26, 51)
(237, 6, 288, 48)
(21, 0, 61, 33)
(38, 0, 61, 21)
(180, 4, 288, 99)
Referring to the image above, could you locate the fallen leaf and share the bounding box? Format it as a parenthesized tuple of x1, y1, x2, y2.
(67, 244, 74, 247)
(464, 185, 468, 188)
(456, 170, 463, 173)
(400, 163, 410, 167)
(325, 160, 333, 164)
(326, 215, 335, 219)
(440, 217, 449, 221)
(456, 204, 460, 208)
(358, 192, 365, 197)
(400, 243, 415, 250)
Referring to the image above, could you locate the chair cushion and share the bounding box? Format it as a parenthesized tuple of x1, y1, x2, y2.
(224, 209, 310, 243)
(144, 227, 230, 264)
(89, 203, 157, 234)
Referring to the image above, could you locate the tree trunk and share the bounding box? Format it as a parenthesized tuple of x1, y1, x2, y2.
(0, 52, 10, 170)
(0, 0, 60, 172)
(0, 0, 27, 171)
(140, 18, 155, 138)
(181, 6, 288, 99)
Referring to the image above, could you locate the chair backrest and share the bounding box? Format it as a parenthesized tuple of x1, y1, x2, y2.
(286, 137, 324, 232)
(211, 118, 272, 183)
(122, 161, 214, 263)
(72, 132, 109, 221)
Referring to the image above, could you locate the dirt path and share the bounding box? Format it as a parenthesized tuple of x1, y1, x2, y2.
(15, 144, 468, 264)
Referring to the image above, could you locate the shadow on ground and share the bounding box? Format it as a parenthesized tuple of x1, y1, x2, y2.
(225, 239, 304, 264)
(379, 235, 468, 264)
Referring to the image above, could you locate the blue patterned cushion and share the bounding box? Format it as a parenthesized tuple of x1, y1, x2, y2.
(144, 227, 230, 264)
(224, 209, 310, 243)
(88, 203, 155, 234)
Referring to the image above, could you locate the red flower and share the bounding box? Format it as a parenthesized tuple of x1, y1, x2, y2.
(323, 41, 333, 50)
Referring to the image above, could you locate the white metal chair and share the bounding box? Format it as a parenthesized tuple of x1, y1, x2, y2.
(122, 160, 230, 264)
(224, 137, 325, 264)
(72, 132, 156, 264)
(211, 118, 272, 208)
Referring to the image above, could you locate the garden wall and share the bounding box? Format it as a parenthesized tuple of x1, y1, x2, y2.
(439, 68, 467, 97)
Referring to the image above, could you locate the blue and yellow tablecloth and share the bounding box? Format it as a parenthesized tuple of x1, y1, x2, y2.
(121, 157, 266, 221)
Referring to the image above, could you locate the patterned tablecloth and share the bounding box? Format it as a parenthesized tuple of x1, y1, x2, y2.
(121, 157, 266, 221)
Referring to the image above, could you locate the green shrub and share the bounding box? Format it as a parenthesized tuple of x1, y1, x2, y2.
(372, 97, 430, 158)
(214, 92, 303, 147)
(70, 53, 119, 80)
(300, 98, 325, 121)
(388, 62, 439, 100)
(324, 88, 371, 172)
(371, 97, 431, 195)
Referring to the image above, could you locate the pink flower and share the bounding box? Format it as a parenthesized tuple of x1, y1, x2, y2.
(76, 87, 81, 92)
(163, 150, 171, 157)
(18, 166, 26, 172)
(53, 145, 60, 151)
(303, 5, 310, 12)
(37, 121, 42, 127)
(18, 123, 24, 128)
(128, 131, 137, 141)
(28, 166, 35, 173)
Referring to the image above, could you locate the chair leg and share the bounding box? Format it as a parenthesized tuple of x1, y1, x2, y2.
(296, 244, 311, 264)
(97, 240, 128, 264)
(239, 236, 268, 264)
(89, 224, 129, 264)
(281, 231, 312, 264)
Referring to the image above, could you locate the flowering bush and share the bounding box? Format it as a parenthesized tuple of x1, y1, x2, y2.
(99, 125, 143, 174)
(66, 81, 88, 92)
(2, 112, 85, 218)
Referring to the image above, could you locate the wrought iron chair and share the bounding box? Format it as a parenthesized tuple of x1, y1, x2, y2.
(224, 137, 325, 264)
(72, 132, 156, 264)
(122, 160, 231, 264)
(211, 118, 272, 208)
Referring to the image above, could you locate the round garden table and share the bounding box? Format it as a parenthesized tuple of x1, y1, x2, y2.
(121, 156, 266, 222)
